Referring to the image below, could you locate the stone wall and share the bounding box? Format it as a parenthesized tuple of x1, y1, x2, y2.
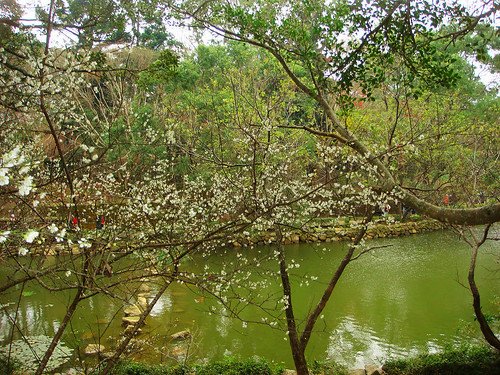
(229, 218, 446, 248)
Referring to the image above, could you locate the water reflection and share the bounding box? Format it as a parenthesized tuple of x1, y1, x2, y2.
(150, 292, 171, 316)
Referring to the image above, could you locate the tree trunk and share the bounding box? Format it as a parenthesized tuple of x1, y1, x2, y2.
(100, 279, 173, 374)
(276, 228, 309, 375)
(468, 244, 500, 351)
(34, 289, 83, 375)
(300, 213, 372, 349)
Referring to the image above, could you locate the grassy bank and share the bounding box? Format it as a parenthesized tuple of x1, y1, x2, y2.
(110, 357, 286, 375)
(382, 345, 500, 375)
(105, 345, 499, 375)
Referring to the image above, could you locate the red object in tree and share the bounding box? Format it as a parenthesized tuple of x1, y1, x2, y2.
(443, 194, 449, 205)
(72, 216, 79, 226)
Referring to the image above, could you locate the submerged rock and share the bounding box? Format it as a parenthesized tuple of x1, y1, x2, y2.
(122, 316, 142, 326)
(138, 283, 151, 292)
(137, 296, 148, 309)
(170, 330, 191, 340)
(84, 344, 105, 355)
(171, 345, 187, 358)
(124, 304, 143, 316)
(365, 364, 383, 375)
(124, 324, 143, 335)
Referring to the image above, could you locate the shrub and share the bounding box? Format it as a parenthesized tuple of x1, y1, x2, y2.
(0, 355, 17, 375)
(310, 359, 348, 375)
(194, 356, 281, 375)
(111, 361, 188, 375)
(111, 357, 282, 375)
(382, 345, 500, 375)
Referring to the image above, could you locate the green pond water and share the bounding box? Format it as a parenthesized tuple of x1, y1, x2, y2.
(1, 229, 498, 370)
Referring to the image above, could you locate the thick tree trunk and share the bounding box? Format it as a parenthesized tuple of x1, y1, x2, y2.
(468, 244, 500, 351)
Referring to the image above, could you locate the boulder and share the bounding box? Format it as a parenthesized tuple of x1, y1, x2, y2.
(81, 331, 95, 340)
(124, 324, 143, 335)
(122, 316, 142, 326)
(84, 344, 105, 355)
(138, 283, 151, 292)
(171, 345, 187, 358)
(124, 304, 142, 316)
(171, 330, 191, 340)
(365, 364, 383, 375)
(137, 297, 148, 309)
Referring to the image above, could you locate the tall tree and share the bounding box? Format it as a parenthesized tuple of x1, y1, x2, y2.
(173, 0, 500, 226)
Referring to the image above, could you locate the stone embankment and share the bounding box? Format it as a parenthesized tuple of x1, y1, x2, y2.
(229, 218, 445, 248)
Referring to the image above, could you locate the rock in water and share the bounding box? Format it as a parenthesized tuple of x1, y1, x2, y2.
(122, 316, 142, 326)
(170, 330, 191, 340)
(171, 345, 187, 358)
(124, 325, 143, 335)
(365, 364, 383, 375)
(124, 304, 142, 316)
(138, 283, 151, 292)
(137, 297, 148, 309)
(84, 344, 105, 355)
(349, 370, 366, 375)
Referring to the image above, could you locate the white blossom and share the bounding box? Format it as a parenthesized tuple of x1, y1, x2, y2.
(18, 176, 33, 196)
(0, 173, 8, 186)
(18, 247, 29, 256)
(0, 231, 11, 243)
(24, 230, 39, 243)
(78, 238, 92, 248)
(2, 146, 22, 167)
(48, 224, 59, 234)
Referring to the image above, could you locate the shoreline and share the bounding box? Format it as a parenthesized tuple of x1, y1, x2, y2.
(229, 217, 446, 248)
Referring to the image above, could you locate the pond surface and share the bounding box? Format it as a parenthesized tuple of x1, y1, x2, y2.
(0, 229, 498, 370)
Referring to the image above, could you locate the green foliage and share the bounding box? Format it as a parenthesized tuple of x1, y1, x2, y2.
(0, 354, 18, 375)
(383, 345, 500, 375)
(193, 357, 282, 375)
(310, 359, 348, 375)
(47, 0, 128, 48)
(111, 361, 188, 375)
(111, 358, 283, 375)
(139, 24, 180, 51)
(138, 50, 178, 88)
